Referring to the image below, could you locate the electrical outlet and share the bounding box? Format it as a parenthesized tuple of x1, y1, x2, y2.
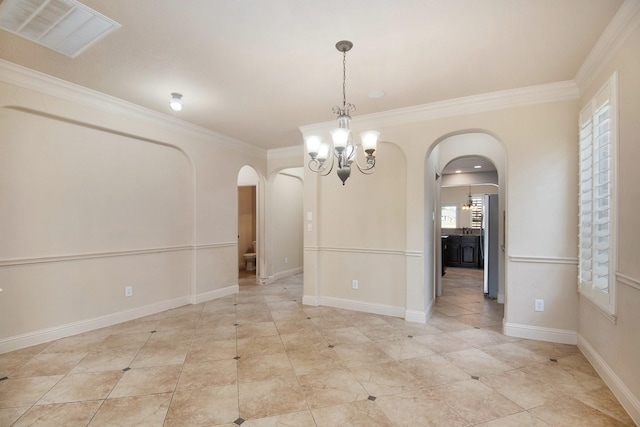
(352, 280, 359, 290)
(535, 299, 544, 311)
(125, 286, 133, 297)
(284, 257, 288, 264)
(307, 223, 312, 231)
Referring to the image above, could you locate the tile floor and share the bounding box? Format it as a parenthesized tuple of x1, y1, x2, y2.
(0, 268, 634, 426)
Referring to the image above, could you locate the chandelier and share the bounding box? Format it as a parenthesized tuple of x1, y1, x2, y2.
(462, 188, 474, 210)
(304, 40, 379, 185)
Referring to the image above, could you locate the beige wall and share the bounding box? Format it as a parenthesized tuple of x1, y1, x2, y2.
(304, 99, 580, 333)
(271, 171, 303, 276)
(577, 24, 640, 422)
(0, 110, 192, 259)
(0, 71, 270, 351)
(0, 105, 195, 340)
(304, 142, 408, 315)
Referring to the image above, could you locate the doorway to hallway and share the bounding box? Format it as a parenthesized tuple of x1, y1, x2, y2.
(435, 267, 503, 329)
(238, 165, 259, 282)
(428, 133, 507, 325)
(438, 154, 500, 302)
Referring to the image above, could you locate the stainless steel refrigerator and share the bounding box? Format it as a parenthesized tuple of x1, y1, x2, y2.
(483, 194, 499, 298)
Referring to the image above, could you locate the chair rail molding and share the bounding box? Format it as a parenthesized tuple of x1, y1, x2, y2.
(508, 255, 578, 265)
(303, 245, 410, 256)
(0, 242, 237, 267)
(616, 272, 640, 291)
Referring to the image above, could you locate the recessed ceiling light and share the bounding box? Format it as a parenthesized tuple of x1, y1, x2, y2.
(474, 165, 482, 169)
(455, 170, 462, 174)
(368, 90, 385, 99)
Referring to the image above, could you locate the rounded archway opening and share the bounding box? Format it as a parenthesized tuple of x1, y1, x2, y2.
(237, 165, 259, 281)
(425, 131, 507, 328)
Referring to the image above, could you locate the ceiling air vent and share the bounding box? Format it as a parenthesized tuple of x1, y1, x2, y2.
(0, 0, 120, 58)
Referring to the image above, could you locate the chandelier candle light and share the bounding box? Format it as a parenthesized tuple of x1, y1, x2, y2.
(462, 187, 473, 210)
(304, 40, 379, 185)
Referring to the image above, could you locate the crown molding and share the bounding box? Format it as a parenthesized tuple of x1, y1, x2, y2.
(267, 145, 303, 160)
(0, 59, 266, 158)
(299, 80, 579, 135)
(575, 0, 640, 94)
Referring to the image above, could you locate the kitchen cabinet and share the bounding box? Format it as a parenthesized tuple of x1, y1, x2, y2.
(442, 235, 480, 268)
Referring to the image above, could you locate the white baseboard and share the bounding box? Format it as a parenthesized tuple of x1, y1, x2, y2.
(302, 295, 319, 306)
(0, 295, 190, 354)
(503, 321, 577, 344)
(405, 298, 434, 324)
(192, 284, 239, 304)
(273, 266, 303, 281)
(313, 296, 405, 318)
(497, 293, 505, 304)
(0, 285, 240, 354)
(578, 334, 640, 424)
(405, 310, 427, 323)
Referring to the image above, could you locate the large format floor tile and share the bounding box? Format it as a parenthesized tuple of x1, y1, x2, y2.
(0, 268, 633, 426)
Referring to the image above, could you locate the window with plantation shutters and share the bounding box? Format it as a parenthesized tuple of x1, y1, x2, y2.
(471, 195, 483, 229)
(578, 73, 617, 315)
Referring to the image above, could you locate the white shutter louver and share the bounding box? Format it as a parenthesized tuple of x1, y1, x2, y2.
(577, 73, 617, 315)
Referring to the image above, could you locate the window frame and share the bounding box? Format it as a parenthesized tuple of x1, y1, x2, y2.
(441, 204, 458, 229)
(578, 72, 618, 317)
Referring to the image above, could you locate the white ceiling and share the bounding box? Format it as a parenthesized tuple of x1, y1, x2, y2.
(0, 0, 623, 150)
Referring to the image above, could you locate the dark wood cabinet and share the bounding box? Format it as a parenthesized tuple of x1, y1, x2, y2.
(460, 236, 479, 267)
(443, 235, 481, 268)
(444, 238, 461, 265)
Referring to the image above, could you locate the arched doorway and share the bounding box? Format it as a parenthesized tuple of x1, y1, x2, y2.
(237, 165, 259, 282)
(439, 155, 499, 293)
(426, 131, 507, 328)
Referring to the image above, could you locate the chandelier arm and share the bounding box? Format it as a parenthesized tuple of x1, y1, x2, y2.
(352, 157, 376, 174)
(308, 157, 335, 176)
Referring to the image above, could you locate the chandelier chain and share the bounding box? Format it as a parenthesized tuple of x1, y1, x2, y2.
(342, 50, 347, 109)
(333, 44, 355, 118)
